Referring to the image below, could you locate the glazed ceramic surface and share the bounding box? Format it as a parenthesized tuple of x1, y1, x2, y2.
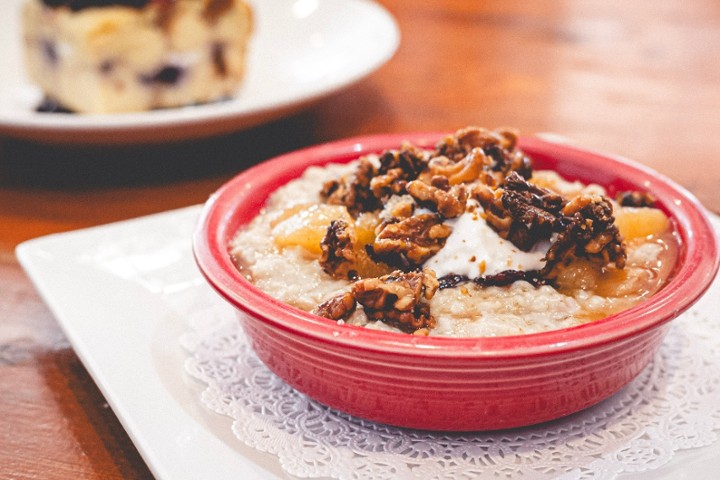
(193, 133, 719, 431)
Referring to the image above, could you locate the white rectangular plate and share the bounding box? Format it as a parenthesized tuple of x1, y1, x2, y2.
(16, 206, 720, 479)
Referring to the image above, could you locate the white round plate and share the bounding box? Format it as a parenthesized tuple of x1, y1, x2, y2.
(0, 0, 399, 144)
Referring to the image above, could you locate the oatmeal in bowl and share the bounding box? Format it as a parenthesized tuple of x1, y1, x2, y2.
(194, 127, 718, 430)
(231, 127, 678, 337)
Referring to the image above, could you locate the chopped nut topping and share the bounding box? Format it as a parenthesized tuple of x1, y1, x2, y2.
(313, 291, 356, 320)
(616, 190, 656, 208)
(370, 168, 406, 200)
(474, 172, 564, 251)
(420, 148, 488, 185)
(435, 126, 532, 182)
(390, 199, 415, 219)
(544, 195, 626, 274)
(311, 125, 632, 334)
(321, 158, 380, 214)
(319, 220, 357, 279)
(353, 269, 439, 333)
(379, 195, 416, 222)
(406, 178, 468, 218)
(377, 143, 430, 179)
(372, 213, 453, 269)
(436, 126, 513, 160)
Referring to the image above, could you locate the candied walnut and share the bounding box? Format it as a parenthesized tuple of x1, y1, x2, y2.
(321, 158, 380, 214)
(484, 144, 533, 181)
(436, 126, 514, 160)
(544, 195, 626, 274)
(474, 172, 564, 251)
(473, 184, 513, 232)
(366, 145, 431, 201)
(364, 304, 435, 334)
(353, 269, 439, 333)
(370, 168, 406, 200)
(377, 143, 430, 178)
(435, 126, 532, 182)
(320, 220, 357, 279)
(406, 178, 467, 218)
(616, 190, 656, 208)
(372, 214, 452, 269)
(420, 148, 489, 185)
(313, 291, 356, 320)
(430, 175, 450, 190)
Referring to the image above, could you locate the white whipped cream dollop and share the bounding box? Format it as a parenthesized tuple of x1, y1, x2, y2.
(424, 201, 549, 278)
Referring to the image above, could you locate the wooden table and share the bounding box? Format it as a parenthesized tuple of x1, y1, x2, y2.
(2, 1, 719, 478)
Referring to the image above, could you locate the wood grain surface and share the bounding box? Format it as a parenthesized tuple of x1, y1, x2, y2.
(1, 1, 719, 478)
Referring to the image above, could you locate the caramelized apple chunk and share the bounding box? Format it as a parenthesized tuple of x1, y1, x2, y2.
(271, 204, 352, 255)
(614, 207, 670, 241)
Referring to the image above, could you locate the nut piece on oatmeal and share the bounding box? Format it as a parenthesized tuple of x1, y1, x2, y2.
(406, 178, 468, 219)
(435, 126, 533, 182)
(321, 158, 381, 214)
(313, 291, 356, 320)
(474, 171, 564, 251)
(419, 148, 489, 186)
(372, 213, 453, 269)
(544, 195, 626, 274)
(319, 220, 357, 279)
(369, 144, 432, 201)
(353, 269, 439, 333)
(377, 143, 431, 180)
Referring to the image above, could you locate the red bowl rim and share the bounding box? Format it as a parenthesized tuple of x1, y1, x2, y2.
(193, 132, 719, 358)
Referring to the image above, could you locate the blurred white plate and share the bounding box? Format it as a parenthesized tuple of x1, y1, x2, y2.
(0, 0, 399, 144)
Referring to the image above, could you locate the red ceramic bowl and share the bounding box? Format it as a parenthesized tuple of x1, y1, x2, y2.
(193, 133, 719, 431)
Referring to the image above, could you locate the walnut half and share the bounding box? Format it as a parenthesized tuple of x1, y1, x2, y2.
(353, 269, 439, 333)
(319, 219, 357, 279)
(313, 269, 439, 334)
(372, 213, 452, 269)
(406, 177, 467, 219)
(543, 195, 626, 274)
(473, 172, 564, 251)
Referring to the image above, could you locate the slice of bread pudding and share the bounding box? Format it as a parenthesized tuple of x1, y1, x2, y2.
(22, 0, 253, 113)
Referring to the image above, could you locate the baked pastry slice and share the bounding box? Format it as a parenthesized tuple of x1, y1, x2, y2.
(22, 0, 253, 113)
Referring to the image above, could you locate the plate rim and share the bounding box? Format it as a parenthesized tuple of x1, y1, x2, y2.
(15, 206, 289, 480)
